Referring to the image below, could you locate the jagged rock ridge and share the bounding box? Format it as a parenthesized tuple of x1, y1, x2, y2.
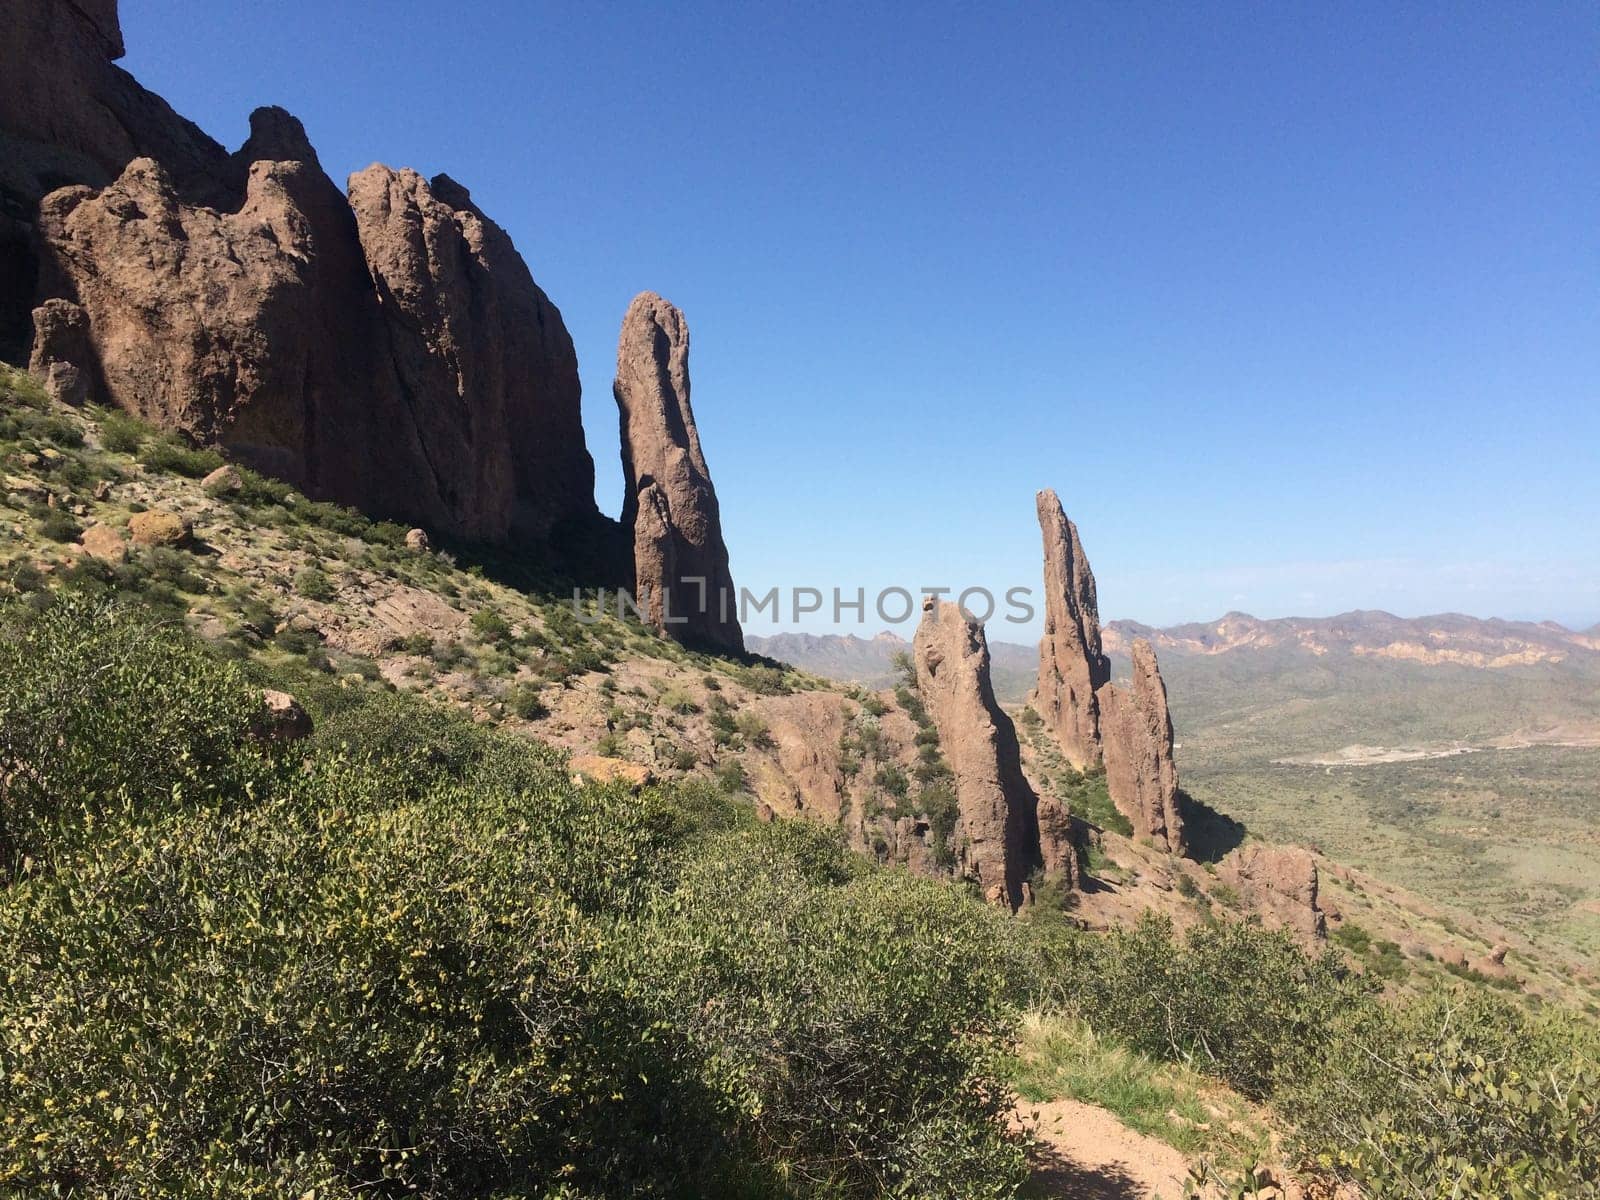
(613, 292, 743, 652)
(1032, 490, 1187, 857)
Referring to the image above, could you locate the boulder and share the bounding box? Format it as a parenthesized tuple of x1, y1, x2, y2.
(127, 509, 191, 547)
(1034, 489, 1110, 768)
(1471, 943, 1512, 979)
(913, 597, 1040, 909)
(1218, 843, 1326, 939)
(200, 464, 243, 495)
(569, 754, 654, 790)
(404, 527, 431, 552)
(78, 522, 125, 561)
(1098, 638, 1187, 854)
(253, 689, 313, 743)
(613, 292, 743, 652)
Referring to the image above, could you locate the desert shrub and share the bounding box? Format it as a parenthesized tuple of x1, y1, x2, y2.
(874, 763, 909, 799)
(35, 507, 81, 543)
(0, 601, 1035, 1193)
(920, 781, 960, 868)
(294, 566, 336, 601)
(623, 823, 1028, 1198)
(1276, 986, 1600, 1198)
(659, 687, 700, 715)
(470, 605, 512, 643)
(734, 710, 772, 749)
(861, 694, 888, 717)
(738, 663, 790, 696)
(0, 593, 271, 869)
(97, 407, 147, 454)
(715, 759, 746, 794)
(507, 683, 548, 720)
(141, 435, 224, 478)
(1046, 913, 1360, 1099)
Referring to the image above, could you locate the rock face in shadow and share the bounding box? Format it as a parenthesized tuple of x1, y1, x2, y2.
(1098, 638, 1186, 854)
(1217, 843, 1326, 940)
(613, 292, 743, 652)
(1034, 489, 1110, 769)
(913, 597, 1038, 909)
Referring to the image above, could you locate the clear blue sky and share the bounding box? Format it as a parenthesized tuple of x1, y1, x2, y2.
(120, 1, 1598, 634)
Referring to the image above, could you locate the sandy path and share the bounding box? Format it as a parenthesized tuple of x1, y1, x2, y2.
(1020, 1098, 1193, 1199)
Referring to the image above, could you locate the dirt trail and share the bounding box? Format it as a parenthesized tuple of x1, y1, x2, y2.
(1021, 1098, 1192, 1199)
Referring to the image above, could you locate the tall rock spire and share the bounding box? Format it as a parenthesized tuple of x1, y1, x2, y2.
(1099, 638, 1187, 855)
(1034, 488, 1110, 768)
(614, 292, 743, 653)
(913, 597, 1040, 909)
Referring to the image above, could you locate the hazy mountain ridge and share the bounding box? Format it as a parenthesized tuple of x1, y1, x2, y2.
(752, 609, 1600, 706)
(1103, 610, 1600, 668)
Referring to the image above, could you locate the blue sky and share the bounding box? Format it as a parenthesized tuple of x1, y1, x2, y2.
(120, 1, 1598, 634)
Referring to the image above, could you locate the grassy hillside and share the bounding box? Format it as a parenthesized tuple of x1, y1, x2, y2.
(4, 366, 1600, 1196)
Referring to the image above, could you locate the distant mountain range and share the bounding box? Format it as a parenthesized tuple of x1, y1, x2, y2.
(749, 611, 1600, 704)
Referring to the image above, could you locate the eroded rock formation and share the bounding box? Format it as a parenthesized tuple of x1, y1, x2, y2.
(1099, 638, 1187, 854)
(913, 597, 1038, 909)
(614, 292, 743, 652)
(348, 167, 597, 544)
(28, 299, 95, 405)
(7, 3, 612, 561)
(1217, 843, 1326, 940)
(1034, 489, 1110, 769)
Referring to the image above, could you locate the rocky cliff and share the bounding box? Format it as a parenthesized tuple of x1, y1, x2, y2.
(1034, 488, 1110, 769)
(613, 292, 743, 652)
(913, 597, 1041, 909)
(4, 0, 612, 559)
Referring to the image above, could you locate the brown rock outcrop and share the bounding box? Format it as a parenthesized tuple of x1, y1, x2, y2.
(28, 300, 96, 405)
(1098, 638, 1186, 854)
(9, 5, 615, 569)
(913, 597, 1037, 909)
(78, 522, 125, 561)
(1034, 489, 1110, 769)
(1218, 843, 1326, 939)
(347, 166, 597, 545)
(1, 0, 230, 361)
(1035, 795, 1082, 888)
(569, 755, 654, 790)
(614, 292, 742, 652)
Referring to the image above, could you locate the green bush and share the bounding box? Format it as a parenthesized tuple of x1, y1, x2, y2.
(1276, 987, 1600, 1197)
(0, 594, 270, 869)
(294, 566, 336, 601)
(1041, 914, 1359, 1099)
(35, 507, 81, 543)
(0, 600, 1032, 1196)
(97, 407, 147, 454)
(141, 435, 224, 478)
